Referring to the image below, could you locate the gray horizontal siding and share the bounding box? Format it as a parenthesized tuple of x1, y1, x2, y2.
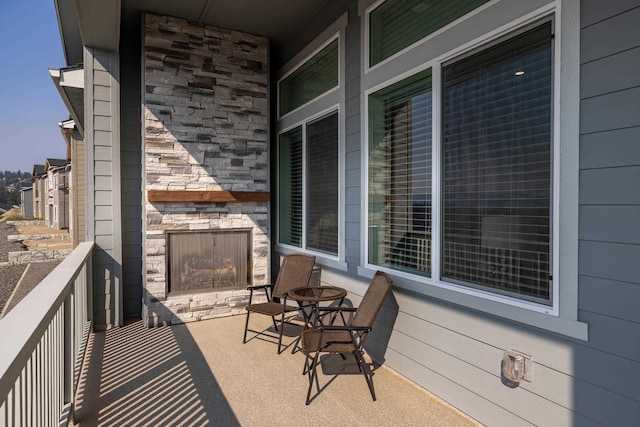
(579, 166, 640, 204)
(344, 2, 362, 271)
(581, 47, 640, 99)
(579, 240, 640, 287)
(581, 0, 640, 27)
(579, 276, 640, 323)
(580, 127, 640, 169)
(580, 205, 640, 244)
(577, 1, 640, 425)
(580, 6, 640, 63)
(581, 86, 640, 134)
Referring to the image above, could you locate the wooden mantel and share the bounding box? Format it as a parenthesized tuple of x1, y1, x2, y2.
(148, 190, 270, 203)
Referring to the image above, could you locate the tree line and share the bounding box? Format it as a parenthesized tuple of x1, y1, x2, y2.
(0, 170, 32, 207)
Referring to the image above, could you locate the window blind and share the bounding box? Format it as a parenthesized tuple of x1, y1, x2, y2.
(442, 23, 553, 303)
(370, 0, 488, 67)
(306, 112, 339, 255)
(279, 39, 339, 116)
(278, 127, 303, 247)
(369, 69, 432, 276)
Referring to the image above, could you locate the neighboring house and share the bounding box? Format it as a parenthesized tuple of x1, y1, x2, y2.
(51, 0, 640, 425)
(20, 187, 33, 218)
(44, 158, 70, 230)
(58, 118, 86, 247)
(31, 164, 47, 220)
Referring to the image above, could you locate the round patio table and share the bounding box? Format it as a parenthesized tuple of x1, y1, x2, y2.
(288, 286, 347, 305)
(287, 286, 347, 353)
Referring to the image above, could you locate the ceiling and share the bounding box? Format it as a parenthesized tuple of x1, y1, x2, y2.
(56, 0, 333, 66)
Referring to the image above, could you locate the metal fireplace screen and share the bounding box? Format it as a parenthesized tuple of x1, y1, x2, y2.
(167, 229, 251, 293)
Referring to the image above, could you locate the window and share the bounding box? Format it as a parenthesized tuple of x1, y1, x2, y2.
(368, 69, 432, 276)
(367, 21, 554, 305)
(277, 20, 345, 263)
(442, 23, 553, 304)
(279, 112, 339, 256)
(279, 39, 339, 116)
(369, 0, 489, 67)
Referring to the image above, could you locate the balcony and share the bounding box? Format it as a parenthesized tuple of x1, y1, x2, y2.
(0, 243, 480, 426)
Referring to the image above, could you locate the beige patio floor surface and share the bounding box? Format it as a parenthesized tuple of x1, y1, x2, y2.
(73, 314, 482, 426)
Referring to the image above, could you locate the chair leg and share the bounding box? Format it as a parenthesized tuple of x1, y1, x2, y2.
(243, 311, 251, 343)
(305, 351, 321, 405)
(354, 350, 376, 401)
(277, 311, 286, 353)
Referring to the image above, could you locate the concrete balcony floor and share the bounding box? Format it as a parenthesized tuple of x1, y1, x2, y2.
(72, 314, 481, 426)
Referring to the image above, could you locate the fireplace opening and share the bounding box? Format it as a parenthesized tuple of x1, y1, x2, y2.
(167, 229, 252, 294)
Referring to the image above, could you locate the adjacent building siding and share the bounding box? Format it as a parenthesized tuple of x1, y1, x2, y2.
(84, 46, 123, 328)
(72, 130, 86, 247)
(20, 188, 33, 218)
(272, 1, 640, 425)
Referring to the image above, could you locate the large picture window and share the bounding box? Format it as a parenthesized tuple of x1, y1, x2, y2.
(278, 111, 339, 256)
(442, 23, 553, 304)
(368, 22, 553, 304)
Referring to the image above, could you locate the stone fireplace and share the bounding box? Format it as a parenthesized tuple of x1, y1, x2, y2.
(142, 13, 270, 327)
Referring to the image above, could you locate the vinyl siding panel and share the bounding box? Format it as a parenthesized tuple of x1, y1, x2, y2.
(580, 87, 640, 134)
(75, 139, 86, 243)
(85, 46, 122, 328)
(579, 240, 640, 287)
(344, 3, 362, 271)
(581, 0, 640, 26)
(576, 0, 640, 424)
(579, 166, 640, 205)
(580, 6, 640, 63)
(580, 127, 640, 169)
(580, 47, 640, 98)
(579, 275, 640, 323)
(580, 205, 640, 244)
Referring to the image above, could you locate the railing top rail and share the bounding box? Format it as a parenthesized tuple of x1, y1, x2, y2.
(0, 241, 94, 396)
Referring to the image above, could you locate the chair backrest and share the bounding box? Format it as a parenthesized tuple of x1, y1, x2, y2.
(272, 253, 316, 299)
(352, 271, 392, 329)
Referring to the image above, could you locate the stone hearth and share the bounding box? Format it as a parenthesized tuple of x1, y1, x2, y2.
(142, 13, 269, 327)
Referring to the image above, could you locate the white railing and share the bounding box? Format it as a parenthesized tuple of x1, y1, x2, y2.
(0, 241, 94, 427)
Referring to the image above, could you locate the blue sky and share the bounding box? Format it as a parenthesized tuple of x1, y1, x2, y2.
(0, 0, 70, 173)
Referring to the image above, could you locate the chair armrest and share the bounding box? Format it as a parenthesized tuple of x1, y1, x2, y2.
(318, 325, 371, 332)
(314, 307, 357, 313)
(313, 306, 356, 326)
(246, 283, 275, 304)
(246, 283, 274, 291)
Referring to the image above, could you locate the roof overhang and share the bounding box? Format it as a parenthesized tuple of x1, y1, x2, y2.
(54, 0, 121, 65)
(49, 66, 84, 137)
(55, 0, 339, 67)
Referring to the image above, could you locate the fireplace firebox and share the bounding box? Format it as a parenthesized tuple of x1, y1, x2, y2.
(167, 229, 252, 294)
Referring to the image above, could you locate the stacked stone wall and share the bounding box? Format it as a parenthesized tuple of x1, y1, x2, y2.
(143, 13, 269, 327)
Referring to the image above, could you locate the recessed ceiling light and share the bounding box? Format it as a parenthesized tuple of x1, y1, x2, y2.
(514, 71, 525, 76)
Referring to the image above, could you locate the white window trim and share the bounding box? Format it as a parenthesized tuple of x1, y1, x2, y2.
(276, 14, 348, 270)
(359, 0, 587, 340)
